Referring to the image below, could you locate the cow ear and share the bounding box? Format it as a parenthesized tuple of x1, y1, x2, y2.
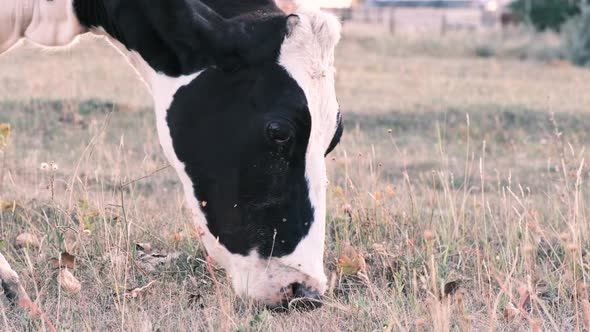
(286, 15, 300, 37)
(136, 0, 231, 52)
(136, 0, 287, 73)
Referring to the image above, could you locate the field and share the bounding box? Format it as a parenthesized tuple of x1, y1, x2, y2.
(1, 21, 590, 331)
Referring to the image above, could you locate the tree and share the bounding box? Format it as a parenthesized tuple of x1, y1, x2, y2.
(509, 0, 581, 31)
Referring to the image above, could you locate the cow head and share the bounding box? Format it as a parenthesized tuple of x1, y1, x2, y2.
(159, 7, 343, 308)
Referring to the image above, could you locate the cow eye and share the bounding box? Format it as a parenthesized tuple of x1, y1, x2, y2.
(267, 122, 292, 144)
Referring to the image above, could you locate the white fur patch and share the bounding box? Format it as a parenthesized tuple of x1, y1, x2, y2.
(277, 7, 342, 296)
(0, 0, 32, 53)
(0, 0, 86, 54)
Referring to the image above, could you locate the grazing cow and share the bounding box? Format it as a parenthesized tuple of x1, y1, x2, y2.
(0, 0, 343, 309)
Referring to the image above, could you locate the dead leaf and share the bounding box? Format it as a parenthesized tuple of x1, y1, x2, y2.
(15, 233, 40, 249)
(57, 269, 81, 294)
(337, 245, 367, 276)
(50, 252, 76, 269)
(0, 123, 10, 149)
(372, 191, 382, 201)
(423, 230, 435, 242)
(0, 123, 10, 138)
(0, 201, 21, 211)
(385, 185, 396, 198)
(173, 232, 183, 242)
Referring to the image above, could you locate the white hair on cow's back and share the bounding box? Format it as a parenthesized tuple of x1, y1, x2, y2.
(0, 0, 86, 54)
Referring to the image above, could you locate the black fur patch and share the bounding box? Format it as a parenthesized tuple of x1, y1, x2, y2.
(73, 0, 287, 76)
(166, 64, 314, 257)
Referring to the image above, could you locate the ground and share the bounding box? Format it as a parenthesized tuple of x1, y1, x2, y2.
(0, 22, 590, 331)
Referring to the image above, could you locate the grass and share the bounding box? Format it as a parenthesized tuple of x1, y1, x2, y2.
(1, 22, 590, 331)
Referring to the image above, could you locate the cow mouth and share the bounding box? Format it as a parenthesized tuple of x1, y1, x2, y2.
(266, 282, 323, 312)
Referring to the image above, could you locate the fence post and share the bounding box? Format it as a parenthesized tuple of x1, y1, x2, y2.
(385, 7, 396, 35)
(441, 12, 447, 36)
(345, 7, 352, 22)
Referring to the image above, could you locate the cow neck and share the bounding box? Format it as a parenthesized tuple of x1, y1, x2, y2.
(74, 0, 206, 76)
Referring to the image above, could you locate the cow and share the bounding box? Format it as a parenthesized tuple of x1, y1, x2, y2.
(0, 0, 343, 309)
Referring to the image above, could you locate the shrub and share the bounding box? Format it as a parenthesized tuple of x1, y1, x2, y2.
(562, 9, 590, 66)
(474, 44, 496, 58)
(509, 0, 581, 31)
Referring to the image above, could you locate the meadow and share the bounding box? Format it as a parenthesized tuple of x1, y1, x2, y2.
(1, 20, 590, 331)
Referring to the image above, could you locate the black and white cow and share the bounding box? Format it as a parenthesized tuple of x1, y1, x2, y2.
(0, 0, 343, 308)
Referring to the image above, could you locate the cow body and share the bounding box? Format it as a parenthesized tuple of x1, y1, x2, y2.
(0, 0, 342, 308)
(0, 0, 85, 52)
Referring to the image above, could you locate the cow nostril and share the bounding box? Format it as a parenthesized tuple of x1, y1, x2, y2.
(285, 282, 323, 311)
(268, 283, 323, 312)
(291, 283, 318, 299)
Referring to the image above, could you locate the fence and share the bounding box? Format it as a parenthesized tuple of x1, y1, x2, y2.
(325, 6, 495, 35)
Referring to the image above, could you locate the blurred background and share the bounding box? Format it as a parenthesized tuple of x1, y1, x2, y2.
(1, 0, 590, 330)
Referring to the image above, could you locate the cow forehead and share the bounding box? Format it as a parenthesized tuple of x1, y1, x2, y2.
(182, 64, 308, 110)
(278, 8, 341, 142)
(279, 9, 341, 89)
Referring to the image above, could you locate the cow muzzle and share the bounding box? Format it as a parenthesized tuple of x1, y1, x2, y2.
(212, 247, 327, 310)
(269, 282, 323, 311)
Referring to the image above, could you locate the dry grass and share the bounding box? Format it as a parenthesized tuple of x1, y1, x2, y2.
(0, 23, 590, 331)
